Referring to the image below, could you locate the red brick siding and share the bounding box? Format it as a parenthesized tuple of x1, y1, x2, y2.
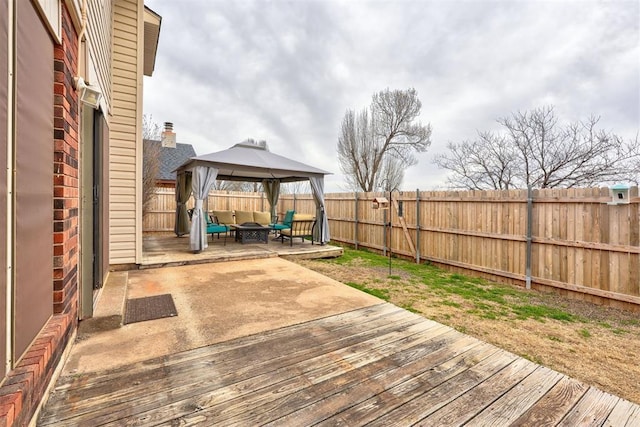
(52, 1, 79, 316)
(0, 314, 75, 426)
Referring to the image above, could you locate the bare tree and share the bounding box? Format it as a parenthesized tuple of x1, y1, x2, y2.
(338, 88, 432, 192)
(143, 113, 162, 140)
(378, 155, 406, 191)
(435, 106, 640, 189)
(434, 132, 520, 190)
(280, 181, 310, 195)
(142, 140, 161, 219)
(211, 180, 253, 192)
(142, 114, 163, 220)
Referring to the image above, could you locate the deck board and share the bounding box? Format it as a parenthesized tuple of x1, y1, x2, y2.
(510, 376, 589, 426)
(557, 387, 621, 427)
(37, 303, 640, 426)
(605, 399, 640, 427)
(465, 366, 564, 426)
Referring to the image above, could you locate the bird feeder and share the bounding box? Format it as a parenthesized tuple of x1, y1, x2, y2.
(608, 184, 630, 205)
(372, 197, 389, 209)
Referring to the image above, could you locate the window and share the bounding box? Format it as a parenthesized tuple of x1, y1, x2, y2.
(34, 0, 61, 43)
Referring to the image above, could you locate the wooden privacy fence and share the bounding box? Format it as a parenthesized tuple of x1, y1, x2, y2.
(144, 186, 640, 309)
(326, 187, 640, 310)
(143, 189, 317, 232)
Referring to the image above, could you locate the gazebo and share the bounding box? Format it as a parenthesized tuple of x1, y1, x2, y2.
(173, 141, 331, 252)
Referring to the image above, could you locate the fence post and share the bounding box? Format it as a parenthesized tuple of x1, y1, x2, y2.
(416, 188, 420, 264)
(294, 193, 297, 212)
(354, 192, 359, 250)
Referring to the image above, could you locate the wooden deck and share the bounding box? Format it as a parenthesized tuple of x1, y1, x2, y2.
(38, 303, 640, 426)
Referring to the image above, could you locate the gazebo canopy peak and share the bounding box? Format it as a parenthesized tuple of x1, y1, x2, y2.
(175, 140, 330, 181)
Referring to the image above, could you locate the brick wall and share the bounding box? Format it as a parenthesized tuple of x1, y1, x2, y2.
(0, 315, 74, 426)
(53, 2, 80, 316)
(0, 3, 80, 425)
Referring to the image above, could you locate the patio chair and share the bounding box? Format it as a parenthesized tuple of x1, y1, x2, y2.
(270, 210, 295, 235)
(279, 214, 316, 246)
(186, 209, 228, 245)
(206, 214, 229, 245)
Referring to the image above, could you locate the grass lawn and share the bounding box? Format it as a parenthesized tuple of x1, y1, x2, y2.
(294, 247, 640, 405)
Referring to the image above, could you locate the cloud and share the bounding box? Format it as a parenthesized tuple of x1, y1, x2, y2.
(144, 0, 639, 191)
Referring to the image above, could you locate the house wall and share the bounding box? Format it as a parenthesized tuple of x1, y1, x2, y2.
(86, 0, 112, 115)
(0, 0, 152, 422)
(0, 2, 79, 425)
(51, 4, 80, 319)
(110, 0, 143, 264)
(77, 0, 112, 318)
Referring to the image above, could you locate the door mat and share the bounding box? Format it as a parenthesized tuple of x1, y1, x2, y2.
(124, 294, 178, 325)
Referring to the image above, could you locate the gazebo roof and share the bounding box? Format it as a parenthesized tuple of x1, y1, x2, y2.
(175, 141, 330, 182)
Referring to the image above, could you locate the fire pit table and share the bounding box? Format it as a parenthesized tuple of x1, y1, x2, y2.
(231, 222, 272, 244)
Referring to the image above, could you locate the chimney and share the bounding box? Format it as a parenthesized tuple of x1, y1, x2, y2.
(161, 122, 176, 148)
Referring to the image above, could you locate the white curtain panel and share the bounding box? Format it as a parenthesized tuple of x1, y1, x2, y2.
(189, 166, 219, 252)
(309, 176, 330, 244)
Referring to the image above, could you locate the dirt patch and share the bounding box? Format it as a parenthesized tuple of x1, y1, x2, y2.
(295, 257, 640, 404)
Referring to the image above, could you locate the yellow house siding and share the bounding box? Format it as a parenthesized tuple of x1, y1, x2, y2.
(110, 0, 143, 264)
(87, 0, 112, 114)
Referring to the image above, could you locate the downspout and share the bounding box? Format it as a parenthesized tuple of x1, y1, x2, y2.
(525, 185, 533, 290)
(77, 0, 88, 78)
(75, 0, 88, 317)
(5, 0, 15, 374)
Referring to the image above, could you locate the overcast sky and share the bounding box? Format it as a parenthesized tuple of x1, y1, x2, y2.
(143, 0, 639, 192)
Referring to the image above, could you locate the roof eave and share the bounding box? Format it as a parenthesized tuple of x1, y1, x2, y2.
(143, 5, 162, 76)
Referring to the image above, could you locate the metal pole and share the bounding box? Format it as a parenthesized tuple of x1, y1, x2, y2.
(382, 208, 387, 256)
(526, 185, 533, 290)
(354, 192, 359, 249)
(416, 188, 420, 264)
(320, 205, 324, 245)
(389, 189, 392, 275)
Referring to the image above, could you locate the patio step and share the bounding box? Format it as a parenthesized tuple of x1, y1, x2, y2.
(139, 251, 279, 270)
(141, 233, 343, 269)
(77, 271, 128, 335)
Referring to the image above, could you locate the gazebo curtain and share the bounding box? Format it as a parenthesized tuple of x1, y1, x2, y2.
(262, 179, 280, 223)
(189, 166, 219, 252)
(174, 171, 192, 237)
(309, 176, 330, 244)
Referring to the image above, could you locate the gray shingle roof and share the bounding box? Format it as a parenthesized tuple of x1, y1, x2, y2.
(144, 139, 196, 181)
